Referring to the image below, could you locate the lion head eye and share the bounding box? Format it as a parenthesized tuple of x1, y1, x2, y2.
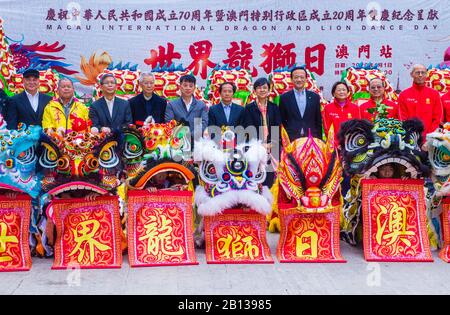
(99, 141, 119, 168)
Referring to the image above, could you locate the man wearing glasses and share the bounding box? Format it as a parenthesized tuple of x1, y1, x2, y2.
(89, 73, 133, 131)
(359, 78, 398, 121)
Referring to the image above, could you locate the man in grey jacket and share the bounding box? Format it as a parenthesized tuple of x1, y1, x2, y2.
(165, 74, 208, 141)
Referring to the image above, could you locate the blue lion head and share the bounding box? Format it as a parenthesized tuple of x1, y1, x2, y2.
(0, 120, 42, 198)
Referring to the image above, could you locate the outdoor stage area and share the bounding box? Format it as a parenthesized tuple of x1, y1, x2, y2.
(2, 232, 449, 295)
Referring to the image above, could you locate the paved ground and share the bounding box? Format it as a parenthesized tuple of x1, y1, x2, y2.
(1, 232, 448, 295)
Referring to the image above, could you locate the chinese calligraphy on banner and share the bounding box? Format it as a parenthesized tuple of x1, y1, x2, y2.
(361, 179, 433, 262)
(276, 205, 345, 263)
(0, 196, 32, 272)
(51, 196, 122, 269)
(204, 209, 273, 264)
(127, 190, 198, 267)
(440, 199, 450, 263)
(1, 0, 448, 97)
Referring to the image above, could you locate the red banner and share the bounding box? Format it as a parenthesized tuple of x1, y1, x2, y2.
(0, 195, 32, 272)
(277, 205, 345, 263)
(52, 196, 122, 269)
(361, 179, 433, 262)
(204, 209, 273, 264)
(440, 199, 450, 263)
(127, 190, 198, 267)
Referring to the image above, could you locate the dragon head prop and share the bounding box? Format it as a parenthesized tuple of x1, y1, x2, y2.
(426, 67, 450, 95)
(341, 65, 398, 104)
(427, 123, 450, 196)
(339, 118, 430, 179)
(39, 129, 121, 197)
(0, 18, 16, 94)
(0, 116, 41, 198)
(94, 67, 141, 100)
(277, 127, 342, 212)
(13, 68, 60, 97)
(194, 129, 272, 216)
(268, 66, 327, 106)
(122, 118, 195, 190)
(151, 65, 209, 105)
(204, 66, 252, 106)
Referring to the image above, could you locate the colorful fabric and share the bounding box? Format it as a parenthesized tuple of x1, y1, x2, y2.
(0, 18, 16, 94)
(127, 190, 198, 267)
(361, 179, 433, 262)
(426, 67, 450, 95)
(51, 196, 122, 269)
(204, 209, 273, 264)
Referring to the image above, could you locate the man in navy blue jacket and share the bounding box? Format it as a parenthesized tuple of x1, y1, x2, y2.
(279, 66, 323, 141)
(89, 73, 133, 131)
(207, 82, 243, 137)
(5, 69, 51, 129)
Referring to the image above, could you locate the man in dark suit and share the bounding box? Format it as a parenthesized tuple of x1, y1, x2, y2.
(5, 69, 51, 129)
(129, 73, 167, 125)
(208, 82, 243, 138)
(89, 73, 133, 131)
(0, 89, 8, 118)
(279, 66, 323, 141)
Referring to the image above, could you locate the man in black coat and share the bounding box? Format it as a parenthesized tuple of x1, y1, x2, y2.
(89, 73, 133, 131)
(279, 66, 323, 141)
(208, 82, 243, 139)
(0, 89, 8, 118)
(129, 73, 167, 125)
(5, 69, 51, 129)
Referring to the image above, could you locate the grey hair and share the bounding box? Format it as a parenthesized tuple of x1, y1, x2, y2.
(100, 73, 117, 85)
(369, 77, 386, 88)
(139, 72, 155, 83)
(410, 64, 426, 74)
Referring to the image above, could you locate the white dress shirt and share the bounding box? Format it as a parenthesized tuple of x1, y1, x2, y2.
(183, 97, 193, 112)
(25, 90, 39, 112)
(105, 97, 115, 117)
